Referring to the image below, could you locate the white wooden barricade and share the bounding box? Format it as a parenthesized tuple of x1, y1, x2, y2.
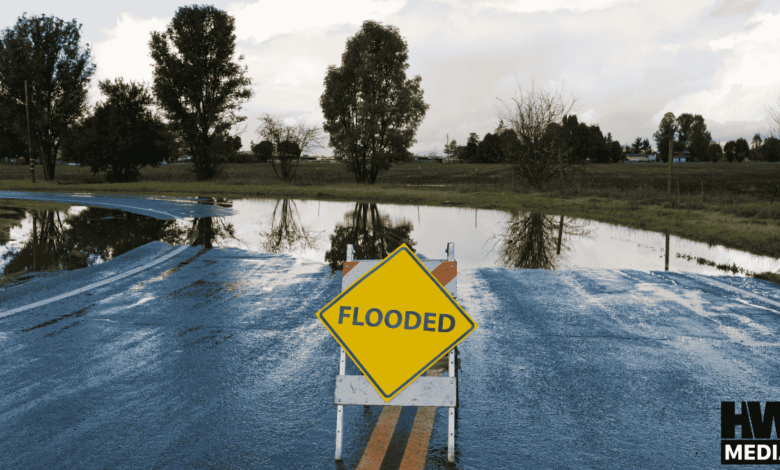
(334, 243, 458, 463)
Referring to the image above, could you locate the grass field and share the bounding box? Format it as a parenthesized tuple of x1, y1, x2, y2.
(1, 160, 779, 261)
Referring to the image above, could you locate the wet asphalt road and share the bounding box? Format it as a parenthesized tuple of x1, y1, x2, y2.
(2, 195, 780, 468)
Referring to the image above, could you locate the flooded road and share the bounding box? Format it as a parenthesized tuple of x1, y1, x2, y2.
(2, 192, 780, 468)
(3, 193, 779, 284)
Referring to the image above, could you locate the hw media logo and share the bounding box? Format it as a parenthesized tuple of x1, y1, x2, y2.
(721, 402, 780, 464)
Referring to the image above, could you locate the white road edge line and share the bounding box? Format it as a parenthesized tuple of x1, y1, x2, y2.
(1, 194, 180, 219)
(0, 244, 190, 319)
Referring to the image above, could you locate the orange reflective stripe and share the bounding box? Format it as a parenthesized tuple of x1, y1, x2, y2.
(342, 261, 359, 278)
(431, 261, 457, 287)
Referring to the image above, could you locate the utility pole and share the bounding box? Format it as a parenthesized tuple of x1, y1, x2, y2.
(24, 80, 35, 183)
(667, 138, 673, 195)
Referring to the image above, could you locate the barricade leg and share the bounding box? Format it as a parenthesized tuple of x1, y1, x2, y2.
(335, 347, 346, 460)
(448, 348, 456, 462)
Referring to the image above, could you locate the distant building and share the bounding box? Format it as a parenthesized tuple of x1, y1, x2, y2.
(651, 150, 691, 162)
(625, 153, 656, 162)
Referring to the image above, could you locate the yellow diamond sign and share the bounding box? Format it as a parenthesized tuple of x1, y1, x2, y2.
(316, 244, 478, 402)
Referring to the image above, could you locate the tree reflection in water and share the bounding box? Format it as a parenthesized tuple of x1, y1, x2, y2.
(187, 217, 237, 250)
(324, 203, 416, 271)
(260, 199, 318, 254)
(2, 207, 187, 282)
(0, 206, 27, 244)
(494, 212, 589, 270)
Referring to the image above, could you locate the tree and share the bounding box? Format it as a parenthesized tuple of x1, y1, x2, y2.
(552, 114, 608, 163)
(275, 140, 301, 180)
(676, 113, 695, 148)
(149, 5, 252, 181)
(0, 113, 25, 161)
(734, 137, 749, 162)
(251, 140, 273, 162)
(607, 140, 623, 163)
(321, 20, 429, 184)
(61, 78, 169, 182)
(752, 133, 763, 149)
(464, 133, 480, 162)
(707, 142, 723, 162)
(256, 114, 323, 156)
(255, 113, 322, 180)
(477, 132, 504, 163)
(210, 132, 242, 163)
(724, 140, 737, 162)
(653, 112, 679, 163)
(496, 81, 577, 188)
(443, 138, 459, 159)
(0, 14, 95, 179)
(688, 115, 711, 161)
(641, 138, 651, 153)
(631, 137, 643, 153)
(760, 137, 780, 162)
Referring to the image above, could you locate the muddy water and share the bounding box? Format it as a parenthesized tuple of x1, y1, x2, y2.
(1, 198, 779, 284)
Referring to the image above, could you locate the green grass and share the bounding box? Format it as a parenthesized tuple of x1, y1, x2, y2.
(1, 161, 779, 260)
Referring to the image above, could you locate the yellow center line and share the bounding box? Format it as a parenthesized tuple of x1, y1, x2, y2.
(399, 369, 443, 470)
(355, 367, 446, 470)
(356, 406, 403, 470)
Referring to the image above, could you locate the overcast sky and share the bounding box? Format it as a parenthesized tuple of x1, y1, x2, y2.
(4, 0, 780, 153)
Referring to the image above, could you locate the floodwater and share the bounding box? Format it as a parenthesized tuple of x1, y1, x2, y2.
(1, 198, 779, 284)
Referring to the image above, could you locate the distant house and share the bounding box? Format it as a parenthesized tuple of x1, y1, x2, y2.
(625, 153, 655, 162)
(651, 150, 691, 162)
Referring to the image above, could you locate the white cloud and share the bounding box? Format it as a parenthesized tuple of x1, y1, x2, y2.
(90, 13, 167, 103)
(434, 0, 639, 13)
(227, 0, 407, 43)
(664, 11, 780, 123)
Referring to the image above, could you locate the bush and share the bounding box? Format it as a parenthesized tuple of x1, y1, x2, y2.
(225, 152, 257, 164)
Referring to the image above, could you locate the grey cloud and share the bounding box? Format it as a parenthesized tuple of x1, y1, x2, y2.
(709, 0, 762, 17)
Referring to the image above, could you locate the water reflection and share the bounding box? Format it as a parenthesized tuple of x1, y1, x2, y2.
(494, 212, 589, 270)
(324, 203, 416, 271)
(0, 206, 27, 244)
(260, 200, 318, 254)
(188, 217, 237, 250)
(2, 207, 186, 280)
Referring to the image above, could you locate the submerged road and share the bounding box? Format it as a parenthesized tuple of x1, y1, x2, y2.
(2, 191, 780, 468)
(1, 237, 779, 468)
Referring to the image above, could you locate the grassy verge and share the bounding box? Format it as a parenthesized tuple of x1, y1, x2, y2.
(1, 161, 779, 261)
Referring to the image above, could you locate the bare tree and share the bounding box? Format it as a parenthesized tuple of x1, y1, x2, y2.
(769, 96, 780, 138)
(256, 113, 324, 181)
(496, 80, 577, 189)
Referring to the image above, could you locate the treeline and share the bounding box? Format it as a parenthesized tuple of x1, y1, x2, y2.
(444, 115, 625, 164)
(0, 7, 252, 182)
(653, 112, 779, 163)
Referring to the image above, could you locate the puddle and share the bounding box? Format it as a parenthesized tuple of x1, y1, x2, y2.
(1, 198, 779, 284)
